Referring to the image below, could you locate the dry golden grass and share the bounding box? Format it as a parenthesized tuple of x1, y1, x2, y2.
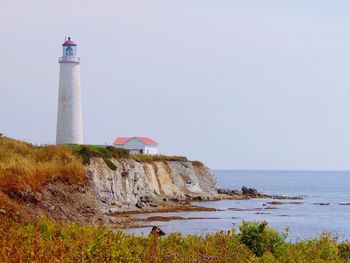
(0, 137, 86, 215)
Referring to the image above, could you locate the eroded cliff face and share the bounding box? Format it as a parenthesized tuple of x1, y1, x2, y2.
(86, 158, 218, 213)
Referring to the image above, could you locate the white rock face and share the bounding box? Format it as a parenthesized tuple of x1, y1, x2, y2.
(56, 60, 83, 144)
(86, 158, 218, 212)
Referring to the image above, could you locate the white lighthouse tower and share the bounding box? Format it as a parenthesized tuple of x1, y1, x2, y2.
(56, 37, 83, 144)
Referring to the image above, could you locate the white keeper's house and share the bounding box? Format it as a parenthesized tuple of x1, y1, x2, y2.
(113, 136, 158, 155)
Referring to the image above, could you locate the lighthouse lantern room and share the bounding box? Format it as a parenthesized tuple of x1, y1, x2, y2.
(59, 37, 80, 63)
(63, 37, 77, 56)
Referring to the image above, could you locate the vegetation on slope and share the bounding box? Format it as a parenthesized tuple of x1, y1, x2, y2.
(66, 144, 200, 169)
(0, 219, 349, 262)
(191, 160, 204, 167)
(0, 137, 86, 192)
(66, 145, 129, 170)
(0, 137, 204, 220)
(0, 137, 86, 219)
(131, 154, 188, 163)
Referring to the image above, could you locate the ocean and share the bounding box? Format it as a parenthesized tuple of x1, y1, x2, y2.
(124, 170, 350, 241)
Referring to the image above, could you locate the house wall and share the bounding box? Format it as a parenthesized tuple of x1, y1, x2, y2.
(122, 138, 146, 152)
(144, 146, 158, 155)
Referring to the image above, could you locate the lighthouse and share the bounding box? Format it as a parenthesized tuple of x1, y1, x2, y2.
(56, 37, 83, 144)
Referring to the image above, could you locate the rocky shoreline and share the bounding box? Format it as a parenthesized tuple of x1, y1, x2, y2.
(217, 186, 303, 200)
(106, 186, 303, 230)
(0, 145, 304, 230)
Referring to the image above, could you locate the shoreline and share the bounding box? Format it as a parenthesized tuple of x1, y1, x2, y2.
(107, 188, 303, 230)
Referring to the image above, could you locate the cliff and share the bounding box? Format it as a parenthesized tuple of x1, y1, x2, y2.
(87, 158, 218, 213)
(0, 137, 218, 225)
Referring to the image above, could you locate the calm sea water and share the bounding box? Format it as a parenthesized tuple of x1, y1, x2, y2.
(124, 170, 350, 241)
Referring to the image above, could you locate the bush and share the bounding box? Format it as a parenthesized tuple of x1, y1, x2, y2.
(339, 242, 350, 260)
(0, 219, 348, 262)
(238, 221, 287, 256)
(191, 160, 204, 167)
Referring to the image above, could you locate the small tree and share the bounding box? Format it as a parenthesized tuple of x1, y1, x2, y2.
(238, 221, 287, 257)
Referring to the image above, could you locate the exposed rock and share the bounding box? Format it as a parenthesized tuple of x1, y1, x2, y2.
(339, 203, 350, 205)
(264, 206, 279, 210)
(6, 155, 306, 228)
(217, 189, 240, 195)
(263, 201, 303, 206)
(272, 195, 303, 200)
(106, 204, 219, 216)
(135, 202, 144, 209)
(313, 202, 330, 206)
(218, 187, 303, 201)
(10, 181, 107, 225)
(264, 201, 284, 205)
(241, 186, 249, 194)
(34, 192, 43, 202)
(86, 158, 218, 212)
(77, 186, 86, 193)
(228, 207, 264, 211)
(150, 226, 166, 236)
(242, 186, 258, 196)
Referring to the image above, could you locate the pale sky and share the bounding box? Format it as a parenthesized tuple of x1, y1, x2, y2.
(1, 1, 350, 169)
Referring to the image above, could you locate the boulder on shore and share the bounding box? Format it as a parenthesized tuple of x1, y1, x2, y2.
(242, 186, 258, 196)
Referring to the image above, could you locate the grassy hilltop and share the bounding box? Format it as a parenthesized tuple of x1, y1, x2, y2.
(1, 137, 350, 262)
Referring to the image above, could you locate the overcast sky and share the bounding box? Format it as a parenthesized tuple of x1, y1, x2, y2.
(1, 1, 350, 169)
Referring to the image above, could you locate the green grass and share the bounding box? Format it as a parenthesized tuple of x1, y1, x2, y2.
(131, 154, 188, 163)
(0, 219, 349, 262)
(65, 145, 129, 170)
(191, 160, 204, 167)
(66, 144, 197, 169)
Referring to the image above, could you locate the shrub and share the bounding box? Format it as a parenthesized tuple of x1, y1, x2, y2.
(339, 242, 350, 260)
(238, 221, 287, 257)
(191, 160, 204, 167)
(0, 219, 349, 262)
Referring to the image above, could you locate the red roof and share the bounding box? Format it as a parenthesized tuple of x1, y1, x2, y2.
(113, 137, 131, 145)
(62, 37, 77, 46)
(113, 136, 158, 145)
